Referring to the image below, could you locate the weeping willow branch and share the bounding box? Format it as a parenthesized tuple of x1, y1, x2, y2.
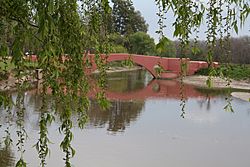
(35, 94, 55, 167)
(15, 91, 28, 167)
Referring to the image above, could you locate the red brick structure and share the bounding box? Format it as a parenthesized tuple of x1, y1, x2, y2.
(28, 53, 218, 79)
(85, 53, 219, 79)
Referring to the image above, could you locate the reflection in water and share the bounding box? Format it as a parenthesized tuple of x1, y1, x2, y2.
(87, 100, 144, 133)
(0, 147, 15, 167)
(0, 69, 250, 167)
(197, 97, 212, 111)
(107, 70, 150, 93)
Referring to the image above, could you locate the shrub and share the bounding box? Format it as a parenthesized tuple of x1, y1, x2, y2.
(195, 64, 250, 80)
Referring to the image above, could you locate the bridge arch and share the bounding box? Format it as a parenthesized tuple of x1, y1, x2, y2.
(86, 53, 182, 79)
(86, 53, 160, 78)
(110, 54, 161, 78)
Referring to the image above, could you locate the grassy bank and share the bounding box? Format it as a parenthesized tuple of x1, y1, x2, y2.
(195, 64, 250, 81)
(0, 59, 37, 80)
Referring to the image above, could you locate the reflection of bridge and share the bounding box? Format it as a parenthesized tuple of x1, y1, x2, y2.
(85, 53, 218, 79)
(89, 80, 206, 101)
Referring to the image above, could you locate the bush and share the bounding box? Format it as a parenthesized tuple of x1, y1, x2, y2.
(111, 45, 128, 53)
(195, 64, 250, 80)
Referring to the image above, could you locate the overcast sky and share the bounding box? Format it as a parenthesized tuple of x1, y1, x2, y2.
(132, 0, 250, 42)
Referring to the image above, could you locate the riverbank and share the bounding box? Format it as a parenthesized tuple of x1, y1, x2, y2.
(93, 66, 142, 74)
(182, 75, 250, 102)
(182, 75, 250, 90)
(1, 69, 250, 102)
(0, 66, 143, 92)
(0, 73, 37, 92)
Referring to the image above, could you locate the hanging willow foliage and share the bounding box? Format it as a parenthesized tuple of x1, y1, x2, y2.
(0, 0, 249, 166)
(157, 0, 249, 82)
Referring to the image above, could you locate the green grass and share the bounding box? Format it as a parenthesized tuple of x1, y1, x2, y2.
(0, 59, 38, 71)
(195, 64, 250, 80)
(0, 59, 38, 80)
(0, 59, 15, 71)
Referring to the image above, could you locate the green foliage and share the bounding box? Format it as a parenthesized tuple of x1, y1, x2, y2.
(156, 37, 176, 57)
(109, 33, 128, 53)
(154, 64, 164, 78)
(109, 32, 158, 55)
(16, 158, 26, 167)
(15, 91, 28, 167)
(195, 64, 250, 81)
(35, 100, 55, 167)
(1, 0, 111, 166)
(224, 96, 234, 112)
(122, 55, 134, 67)
(128, 31, 156, 55)
(109, 33, 128, 46)
(111, 45, 128, 53)
(111, 0, 148, 35)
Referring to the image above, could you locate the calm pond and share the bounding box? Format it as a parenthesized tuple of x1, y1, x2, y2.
(0, 70, 250, 167)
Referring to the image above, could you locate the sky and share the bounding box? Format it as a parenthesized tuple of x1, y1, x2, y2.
(132, 0, 250, 42)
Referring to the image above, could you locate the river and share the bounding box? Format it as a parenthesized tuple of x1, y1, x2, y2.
(0, 69, 250, 167)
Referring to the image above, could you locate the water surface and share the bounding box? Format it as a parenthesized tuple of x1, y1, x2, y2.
(0, 70, 250, 167)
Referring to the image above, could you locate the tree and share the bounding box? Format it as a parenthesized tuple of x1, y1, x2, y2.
(108, 33, 128, 53)
(156, 37, 176, 57)
(112, 0, 148, 35)
(1, 1, 118, 166)
(128, 31, 156, 55)
(174, 40, 207, 61)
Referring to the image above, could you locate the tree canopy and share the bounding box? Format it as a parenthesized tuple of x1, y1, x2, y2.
(111, 0, 148, 35)
(128, 31, 156, 55)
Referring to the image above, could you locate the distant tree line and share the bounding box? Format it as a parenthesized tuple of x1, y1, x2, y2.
(174, 36, 250, 64)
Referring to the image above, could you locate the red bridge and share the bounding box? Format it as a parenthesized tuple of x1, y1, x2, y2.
(84, 53, 218, 79)
(28, 53, 218, 79)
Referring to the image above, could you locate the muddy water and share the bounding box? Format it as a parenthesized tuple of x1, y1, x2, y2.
(0, 70, 250, 167)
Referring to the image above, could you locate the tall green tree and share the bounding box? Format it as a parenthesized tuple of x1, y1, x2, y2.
(111, 0, 148, 35)
(128, 31, 155, 55)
